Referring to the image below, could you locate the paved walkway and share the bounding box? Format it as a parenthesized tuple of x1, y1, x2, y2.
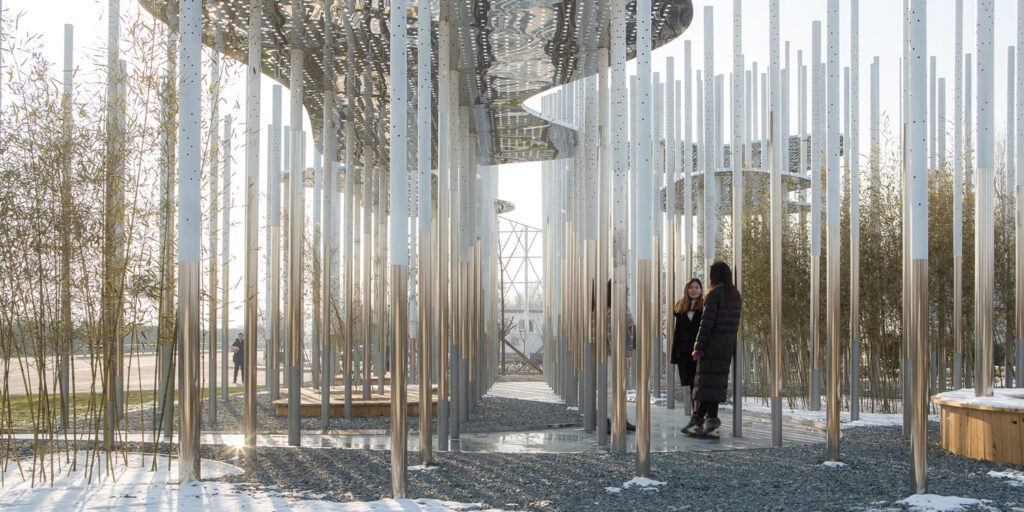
(15, 381, 823, 454)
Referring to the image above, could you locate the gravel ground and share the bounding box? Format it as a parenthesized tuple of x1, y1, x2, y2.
(108, 389, 584, 435)
(5, 425, 1023, 511)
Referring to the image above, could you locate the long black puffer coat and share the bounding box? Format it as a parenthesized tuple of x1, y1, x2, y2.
(671, 308, 701, 387)
(692, 286, 742, 403)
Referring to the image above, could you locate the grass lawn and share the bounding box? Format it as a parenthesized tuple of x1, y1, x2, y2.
(2, 385, 260, 432)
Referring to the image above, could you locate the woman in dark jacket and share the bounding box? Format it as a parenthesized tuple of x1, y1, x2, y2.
(682, 262, 742, 439)
(671, 278, 703, 404)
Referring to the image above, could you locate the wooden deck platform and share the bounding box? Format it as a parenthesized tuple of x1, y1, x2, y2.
(932, 389, 1024, 466)
(333, 373, 390, 386)
(273, 386, 437, 418)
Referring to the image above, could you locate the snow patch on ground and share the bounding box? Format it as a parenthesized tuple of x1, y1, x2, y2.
(895, 494, 990, 511)
(0, 451, 502, 511)
(566, 406, 579, 411)
(725, 400, 938, 429)
(823, 461, 847, 468)
(408, 465, 440, 472)
(621, 476, 667, 491)
(988, 469, 1024, 487)
(604, 486, 622, 494)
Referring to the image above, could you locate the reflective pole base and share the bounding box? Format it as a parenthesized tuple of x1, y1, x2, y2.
(390, 265, 409, 498)
(850, 338, 860, 421)
(810, 368, 821, 411)
(771, 396, 782, 448)
(635, 261, 651, 477)
(953, 352, 964, 390)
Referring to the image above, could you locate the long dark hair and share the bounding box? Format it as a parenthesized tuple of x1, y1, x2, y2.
(674, 278, 703, 313)
(708, 261, 740, 308)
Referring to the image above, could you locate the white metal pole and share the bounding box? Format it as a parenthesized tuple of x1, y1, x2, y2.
(849, 0, 861, 421)
(208, 25, 221, 425)
(703, 6, 715, 278)
(909, 0, 929, 493)
(684, 41, 693, 285)
(976, 0, 995, 398)
(287, 0, 305, 447)
(60, 23, 73, 431)
(810, 22, 823, 412)
(1017, 0, 1024, 388)
(221, 114, 231, 409)
(769, 0, 783, 448)
(321, 0, 337, 431)
(611, 0, 628, 453)
(269, 85, 282, 400)
(731, 0, 744, 438)
(177, 0, 202, 483)
(954, 0, 965, 390)
(825, 0, 841, 461)
(390, 0, 410, 497)
(635, 0, 652, 477)
(243, 0, 260, 448)
(417, 0, 434, 460)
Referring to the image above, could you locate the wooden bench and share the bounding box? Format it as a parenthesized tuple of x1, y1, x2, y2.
(932, 389, 1024, 466)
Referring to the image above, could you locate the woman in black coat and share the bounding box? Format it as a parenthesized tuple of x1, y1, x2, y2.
(671, 278, 703, 405)
(682, 262, 742, 439)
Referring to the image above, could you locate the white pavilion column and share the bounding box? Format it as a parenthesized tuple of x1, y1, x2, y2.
(389, 0, 410, 497)
(102, 0, 123, 454)
(825, 0, 841, 461)
(416, 0, 434, 461)
(908, 0, 929, 493)
(665, 57, 677, 412)
(635, 0, 653, 477)
(343, 2, 357, 419)
(810, 21, 823, 412)
(954, 0, 965, 390)
(287, 0, 306, 447)
(220, 115, 231, 412)
(268, 85, 282, 401)
(703, 6, 715, 278)
(59, 23, 73, 431)
(849, 0, 861, 421)
(208, 26, 221, 426)
(597, 46, 611, 445)
(731, 0, 744, 437)
(683, 41, 693, 294)
(769, 0, 783, 448)
(610, 0, 629, 454)
(437, 1, 451, 449)
(243, 0, 260, 448)
(976, 0, 995, 398)
(177, 0, 202, 483)
(1017, 0, 1024, 388)
(321, 0, 337, 431)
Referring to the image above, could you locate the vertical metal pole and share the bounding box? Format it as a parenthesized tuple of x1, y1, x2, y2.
(650, 73, 662, 404)
(103, 0, 122, 454)
(390, 0, 410, 496)
(208, 25, 221, 425)
(243, 0, 260, 448)
(769, 0, 783, 448)
(287, 0, 305, 447)
(732, 0, 744, 437)
(321, 0, 337, 431)
(976, 0, 995, 398)
(343, 1, 356, 419)
(810, 20, 822, 413)
(60, 23, 73, 431)
(598, 46, 611, 443)
(1017, 0, 1024, 388)
(849, 0, 861, 422)
(825, 0, 841, 461)
(362, 63, 374, 401)
(610, 0, 628, 454)
(665, 57, 677, 412)
(177, 0, 202, 483)
(908, 0, 929, 493)
(635, 0, 652, 477)
(902, 0, 912, 434)
(583, 50, 599, 434)
(684, 42, 692, 292)
(437, 1, 451, 449)
(417, 0, 433, 462)
(954, 0, 965, 390)
(158, 6, 178, 441)
(221, 115, 231, 402)
(703, 7, 715, 278)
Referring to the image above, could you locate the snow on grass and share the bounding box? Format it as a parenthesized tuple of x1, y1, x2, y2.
(895, 494, 990, 511)
(822, 461, 847, 468)
(621, 476, 667, 492)
(723, 400, 937, 429)
(0, 451, 503, 511)
(988, 469, 1024, 487)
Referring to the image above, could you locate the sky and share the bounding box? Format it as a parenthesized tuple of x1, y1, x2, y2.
(3, 0, 1020, 326)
